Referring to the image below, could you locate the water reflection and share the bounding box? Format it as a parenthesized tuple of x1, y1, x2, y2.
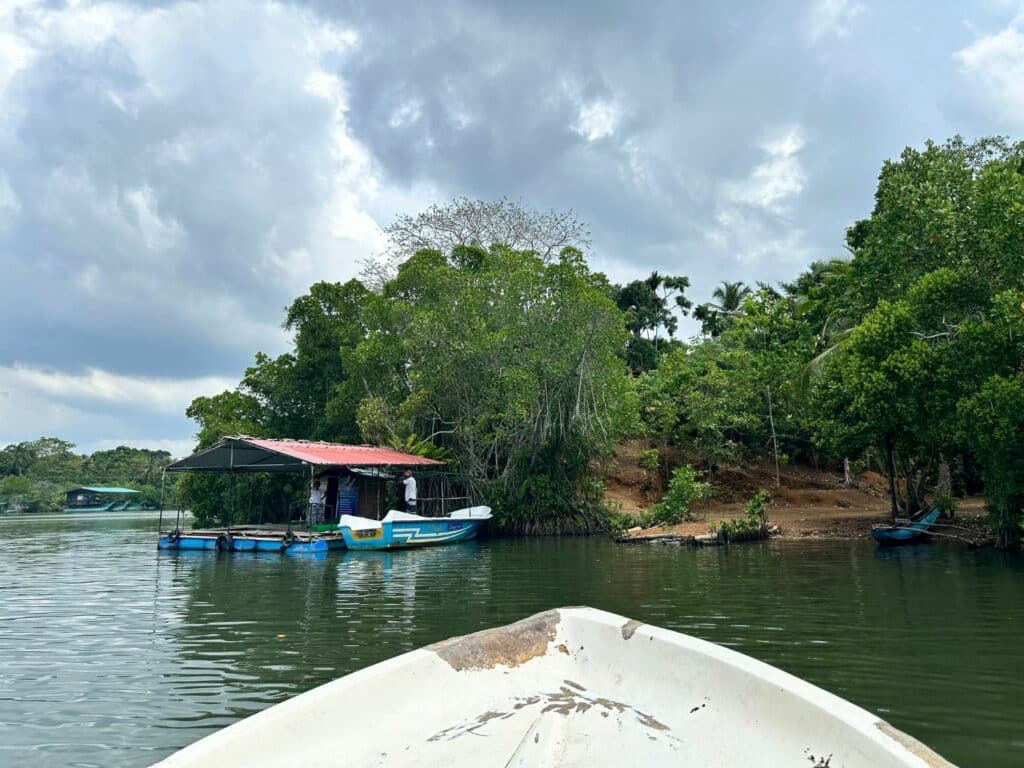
(0, 513, 1021, 768)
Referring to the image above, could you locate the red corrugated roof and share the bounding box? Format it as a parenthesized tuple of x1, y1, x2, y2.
(243, 438, 444, 467)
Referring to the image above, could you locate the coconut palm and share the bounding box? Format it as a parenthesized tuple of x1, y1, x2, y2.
(709, 281, 752, 314)
(694, 281, 752, 336)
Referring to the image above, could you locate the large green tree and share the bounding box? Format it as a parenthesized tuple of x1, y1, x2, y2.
(352, 245, 634, 532)
(183, 243, 634, 532)
(811, 137, 1024, 540)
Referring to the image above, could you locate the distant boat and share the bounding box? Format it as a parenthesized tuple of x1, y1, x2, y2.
(64, 486, 146, 513)
(870, 507, 940, 545)
(152, 607, 955, 767)
(338, 506, 492, 550)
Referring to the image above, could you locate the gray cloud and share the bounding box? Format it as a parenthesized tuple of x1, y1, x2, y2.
(0, 0, 1018, 451)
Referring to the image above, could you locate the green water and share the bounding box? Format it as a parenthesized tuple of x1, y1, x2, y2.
(1, 513, 1021, 767)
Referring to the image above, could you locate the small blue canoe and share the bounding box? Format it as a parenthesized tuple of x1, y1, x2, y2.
(339, 507, 492, 550)
(870, 507, 940, 545)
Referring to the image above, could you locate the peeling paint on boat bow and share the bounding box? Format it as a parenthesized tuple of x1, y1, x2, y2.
(620, 618, 643, 639)
(430, 610, 560, 671)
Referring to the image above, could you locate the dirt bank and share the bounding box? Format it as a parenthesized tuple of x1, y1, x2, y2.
(602, 440, 989, 541)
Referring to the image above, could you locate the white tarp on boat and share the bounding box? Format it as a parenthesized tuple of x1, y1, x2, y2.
(343, 507, 493, 526)
(153, 607, 954, 767)
(381, 510, 431, 522)
(337, 514, 381, 531)
(449, 505, 492, 520)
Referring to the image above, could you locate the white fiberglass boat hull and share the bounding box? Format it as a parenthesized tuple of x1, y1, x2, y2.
(154, 607, 954, 767)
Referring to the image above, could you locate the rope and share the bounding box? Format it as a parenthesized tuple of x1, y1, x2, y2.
(879, 523, 984, 545)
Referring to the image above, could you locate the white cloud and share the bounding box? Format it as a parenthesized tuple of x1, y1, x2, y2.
(0, 364, 234, 415)
(806, 0, 864, 43)
(706, 207, 815, 265)
(389, 98, 423, 128)
(707, 124, 815, 265)
(124, 186, 185, 252)
(0, 10, 34, 98)
(956, 15, 1024, 127)
(724, 125, 808, 215)
(574, 100, 620, 141)
(0, 173, 20, 217)
(0, 364, 234, 452)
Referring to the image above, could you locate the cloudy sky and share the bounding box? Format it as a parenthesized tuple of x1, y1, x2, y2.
(1, 0, 1022, 455)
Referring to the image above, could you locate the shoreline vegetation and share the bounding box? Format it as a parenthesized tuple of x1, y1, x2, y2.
(4, 136, 1023, 549)
(0, 439, 169, 513)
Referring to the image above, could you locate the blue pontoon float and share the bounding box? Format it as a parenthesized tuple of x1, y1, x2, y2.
(870, 507, 940, 546)
(158, 526, 342, 554)
(156, 436, 478, 555)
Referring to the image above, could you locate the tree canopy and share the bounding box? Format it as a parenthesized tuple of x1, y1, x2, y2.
(185, 244, 634, 532)
(0, 439, 171, 512)
(179, 143, 1024, 546)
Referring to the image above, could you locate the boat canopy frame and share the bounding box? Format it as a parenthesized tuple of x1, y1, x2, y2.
(163, 436, 444, 475)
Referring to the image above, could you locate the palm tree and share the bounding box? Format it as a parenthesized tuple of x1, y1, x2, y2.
(710, 281, 752, 314)
(788, 260, 856, 391)
(694, 281, 752, 336)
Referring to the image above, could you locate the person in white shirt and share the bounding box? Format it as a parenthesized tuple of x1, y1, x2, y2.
(401, 470, 417, 513)
(309, 479, 325, 520)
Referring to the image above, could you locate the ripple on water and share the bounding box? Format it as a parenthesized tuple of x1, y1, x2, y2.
(0, 516, 1022, 767)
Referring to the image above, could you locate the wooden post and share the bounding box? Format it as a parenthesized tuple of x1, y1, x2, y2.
(766, 386, 780, 490)
(884, 436, 901, 520)
(158, 468, 165, 532)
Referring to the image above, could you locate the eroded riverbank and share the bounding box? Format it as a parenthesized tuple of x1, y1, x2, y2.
(621, 497, 991, 542)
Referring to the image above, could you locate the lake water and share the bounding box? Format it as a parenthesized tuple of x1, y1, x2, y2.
(0, 512, 1021, 767)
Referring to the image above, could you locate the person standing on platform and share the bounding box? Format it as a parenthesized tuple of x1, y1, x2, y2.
(308, 479, 325, 522)
(402, 470, 417, 513)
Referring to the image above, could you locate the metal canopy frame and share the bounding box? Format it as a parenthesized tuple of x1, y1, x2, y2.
(162, 436, 443, 474)
(163, 438, 308, 474)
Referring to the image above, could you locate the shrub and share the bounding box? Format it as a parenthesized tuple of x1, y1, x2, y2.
(744, 489, 769, 527)
(649, 465, 710, 526)
(718, 489, 770, 536)
(610, 511, 638, 531)
(637, 448, 660, 472)
(934, 493, 956, 517)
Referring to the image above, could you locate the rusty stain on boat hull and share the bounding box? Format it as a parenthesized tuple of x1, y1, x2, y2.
(620, 619, 643, 640)
(431, 610, 560, 671)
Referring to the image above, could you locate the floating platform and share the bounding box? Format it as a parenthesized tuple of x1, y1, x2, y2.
(157, 527, 345, 554)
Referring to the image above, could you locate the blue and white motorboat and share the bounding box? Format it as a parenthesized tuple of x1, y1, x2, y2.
(338, 507, 492, 550)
